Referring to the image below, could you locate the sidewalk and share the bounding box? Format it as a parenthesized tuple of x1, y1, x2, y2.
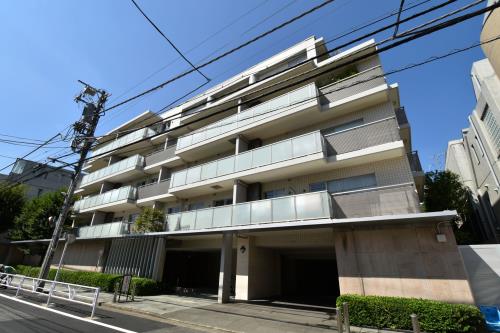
(98, 293, 386, 333)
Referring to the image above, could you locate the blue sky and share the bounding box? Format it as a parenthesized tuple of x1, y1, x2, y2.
(0, 0, 488, 172)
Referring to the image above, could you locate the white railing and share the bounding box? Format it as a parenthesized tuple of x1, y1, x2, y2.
(93, 128, 156, 156)
(171, 131, 324, 188)
(74, 185, 137, 212)
(0, 273, 100, 319)
(80, 155, 144, 187)
(177, 83, 317, 150)
(166, 191, 332, 231)
(78, 221, 129, 238)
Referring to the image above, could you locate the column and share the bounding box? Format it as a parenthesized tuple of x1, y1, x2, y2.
(218, 232, 233, 303)
(151, 237, 167, 281)
(235, 236, 251, 300)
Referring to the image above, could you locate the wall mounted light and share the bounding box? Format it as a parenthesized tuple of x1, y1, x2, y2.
(240, 246, 246, 254)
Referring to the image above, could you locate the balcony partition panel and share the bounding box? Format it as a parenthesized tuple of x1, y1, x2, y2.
(81, 155, 144, 186)
(165, 191, 331, 232)
(145, 145, 176, 166)
(73, 185, 137, 212)
(176, 83, 317, 150)
(170, 131, 324, 188)
(137, 179, 171, 200)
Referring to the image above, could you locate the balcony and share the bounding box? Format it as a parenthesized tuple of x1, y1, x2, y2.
(323, 117, 401, 156)
(166, 191, 332, 232)
(137, 179, 173, 205)
(144, 145, 181, 173)
(176, 83, 319, 161)
(330, 183, 419, 218)
(92, 128, 157, 157)
(74, 185, 137, 213)
(407, 151, 424, 201)
(175, 66, 390, 161)
(78, 222, 129, 239)
(170, 131, 326, 197)
(318, 66, 386, 106)
(79, 155, 144, 190)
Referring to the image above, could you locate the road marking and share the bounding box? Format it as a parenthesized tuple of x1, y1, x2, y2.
(0, 292, 137, 333)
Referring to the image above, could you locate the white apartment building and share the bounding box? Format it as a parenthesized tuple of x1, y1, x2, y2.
(446, 58, 500, 243)
(43, 37, 473, 305)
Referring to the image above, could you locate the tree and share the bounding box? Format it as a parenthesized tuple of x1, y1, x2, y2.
(424, 170, 480, 244)
(0, 182, 26, 233)
(134, 207, 164, 233)
(9, 189, 69, 243)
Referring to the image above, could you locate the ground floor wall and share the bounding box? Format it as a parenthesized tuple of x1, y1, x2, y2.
(51, 239, 108, 272)
(334, 223, 475, 304)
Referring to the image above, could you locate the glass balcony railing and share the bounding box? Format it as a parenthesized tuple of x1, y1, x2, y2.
(407, 151, 423, 173)
(93, 128, 157, 156)
(170, 131, 324, 188)
(78, 222, 129, 239)
(177, 83, 317, 150)
(74, 185, 137, 212)
(80, 155, 144, 187)
(166, 191, 332, 232)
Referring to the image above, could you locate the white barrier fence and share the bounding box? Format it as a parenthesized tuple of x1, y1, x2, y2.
(0, 273, 100, 318)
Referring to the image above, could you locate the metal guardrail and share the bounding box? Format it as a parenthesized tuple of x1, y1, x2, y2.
(0, 273, 100, 318)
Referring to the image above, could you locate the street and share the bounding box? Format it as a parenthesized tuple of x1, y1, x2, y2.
(0, 290, 203, 333)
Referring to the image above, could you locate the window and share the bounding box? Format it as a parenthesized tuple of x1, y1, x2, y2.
(188, 202, 204, 210)
(264, 189, 287, 199)
(471, 144, 481, 165)
(309, 182, 327, 192)
(214, 198, 232, 207)
(11, 160, 26, 175)
(310, 174, 377, 194)
(322, 118, 364, 135)
(481, 104, 500, 152)
(167, 206, 181, 214)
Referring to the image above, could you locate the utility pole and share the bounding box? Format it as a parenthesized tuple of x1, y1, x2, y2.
(38, 81, 108, 283)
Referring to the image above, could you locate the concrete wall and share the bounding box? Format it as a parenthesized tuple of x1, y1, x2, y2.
(481, 0, 500, 77)
(52, 240, 107, 272)
(459, 244, 500, 306)
(334, 223, 475, 304)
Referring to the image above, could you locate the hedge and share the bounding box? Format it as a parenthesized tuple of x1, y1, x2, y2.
(336, 295, 486, 333)
(15, 265, 161, 296)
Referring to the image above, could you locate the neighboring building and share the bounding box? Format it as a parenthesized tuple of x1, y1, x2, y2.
(15, 37, 474, 305)
(446, 58, 500, 243)
(5, 158, 73, 198)
(481, 0, 500, 76)
(0, 173, 7, 181)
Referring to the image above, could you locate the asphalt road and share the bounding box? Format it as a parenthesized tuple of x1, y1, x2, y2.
(0, 289, 203, 333)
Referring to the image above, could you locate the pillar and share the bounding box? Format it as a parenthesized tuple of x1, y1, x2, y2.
(158, 166, 170, 181)
(233, 180, 248, 204)
(218, 232, 233, 303)
(235, 236, 251, 300)
(152, 237, 167, 281)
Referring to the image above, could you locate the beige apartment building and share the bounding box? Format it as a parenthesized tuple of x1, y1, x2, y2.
(36, 37, 474, 305)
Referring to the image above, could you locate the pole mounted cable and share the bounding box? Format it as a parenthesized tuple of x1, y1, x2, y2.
(130, 0, 211, 82)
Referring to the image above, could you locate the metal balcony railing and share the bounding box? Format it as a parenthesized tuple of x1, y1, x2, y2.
(92, 128, 156, 156)
(318, 66, 386, 105)
(144, 145, 176, 166)
(395, 107, 409, 126)
(330, 183, 419, 218)
(323, 117, 400, 155)
(407, 151, 423, 173)
(166, 191, 332, 232)
(170, 131, 324, 188)
(80, 155, 144, 187)
(176, 83, 317, 150)
(74, 185, 137, 212)
(78, 221, 129, 239)
(137, 179, 171, 200)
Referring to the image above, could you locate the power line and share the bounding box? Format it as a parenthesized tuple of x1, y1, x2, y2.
(10, 33, 500, 192)
(91, 0, 472, 146)
(0, 133, 48, 143)
(130, 0, 210, 82)
(104, 0, 336, 112)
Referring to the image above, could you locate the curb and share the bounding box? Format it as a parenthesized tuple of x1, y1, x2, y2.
(101, 301, 240, 333)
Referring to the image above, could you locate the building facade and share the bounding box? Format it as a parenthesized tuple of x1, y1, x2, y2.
(446, 58, 500, 243)
(5, 158, 73, 198)
(42, 37, 473, 305)
(481, 0, 500, 76)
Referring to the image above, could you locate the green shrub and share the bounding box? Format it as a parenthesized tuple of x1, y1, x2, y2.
(336, 294, 485, 333)
(14, 265, 160, 296)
